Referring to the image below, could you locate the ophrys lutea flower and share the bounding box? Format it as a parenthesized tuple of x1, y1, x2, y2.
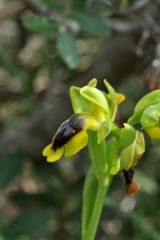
(42, 79, 125, 162)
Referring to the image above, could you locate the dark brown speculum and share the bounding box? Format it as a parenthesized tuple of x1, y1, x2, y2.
(52, 114, 85, 151)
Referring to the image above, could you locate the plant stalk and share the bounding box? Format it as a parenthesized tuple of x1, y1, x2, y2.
(82, 178, 112, 240)
(82, 132, 112, 240)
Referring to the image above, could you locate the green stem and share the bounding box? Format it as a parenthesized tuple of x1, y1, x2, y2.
(82, 178, 112, 240)
(82, 131, 113, 240)
(88, 131, 107, 185)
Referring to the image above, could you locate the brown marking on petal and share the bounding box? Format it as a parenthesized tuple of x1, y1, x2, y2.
(52, 114, 85, 151)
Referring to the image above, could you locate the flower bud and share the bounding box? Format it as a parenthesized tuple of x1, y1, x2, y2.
(140, 103, 160, 140)
(128, 90, 160, 126)
(128, 90, 160, 140)
(119, 131, 145, 171)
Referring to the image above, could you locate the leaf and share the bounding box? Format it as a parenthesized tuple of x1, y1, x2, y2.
(56, 28, 79, 69)
(3, 208, 53, 239)
(23, 15, 57, 33)
(40, 0, 64, 9)
(71, 11, 108, 36)
(0, 49, 21, 77)
(90, 1, 111, 13)
(0, 149, 24, 188)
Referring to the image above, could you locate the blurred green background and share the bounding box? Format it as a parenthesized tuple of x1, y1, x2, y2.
(0, 0, 160, 239)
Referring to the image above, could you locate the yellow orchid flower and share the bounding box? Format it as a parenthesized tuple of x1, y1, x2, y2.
(42, 79, 125, 162)
(43, 114, 88, 162)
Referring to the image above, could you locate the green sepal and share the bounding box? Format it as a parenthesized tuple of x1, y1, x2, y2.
(80, 86, 110, 115)
(104, 80, 117, 120)
(70, 86, 91, 113)
(128, 90, 160, 125)
(87, 78, 97, 87)
(117, 123, 136, 149)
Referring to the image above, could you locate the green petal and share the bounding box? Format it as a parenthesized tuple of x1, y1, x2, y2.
(104, 80, 117, 120)
(87, 78, 97, 87)
(64, 130, 88, 157)
(116, 93, 125, 104)
(70, 86, 92, 113)
(80, 86, 110, 115)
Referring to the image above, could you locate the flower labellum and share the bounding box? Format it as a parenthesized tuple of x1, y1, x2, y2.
(42, 113, 102, 162)
(42, 114, 88, 162)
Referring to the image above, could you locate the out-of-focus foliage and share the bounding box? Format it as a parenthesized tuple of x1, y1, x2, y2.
(22, 0, 110, 69)
(0, 0, 160, 239)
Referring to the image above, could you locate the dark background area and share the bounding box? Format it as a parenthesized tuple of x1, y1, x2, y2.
(0, 0, 160, 239)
